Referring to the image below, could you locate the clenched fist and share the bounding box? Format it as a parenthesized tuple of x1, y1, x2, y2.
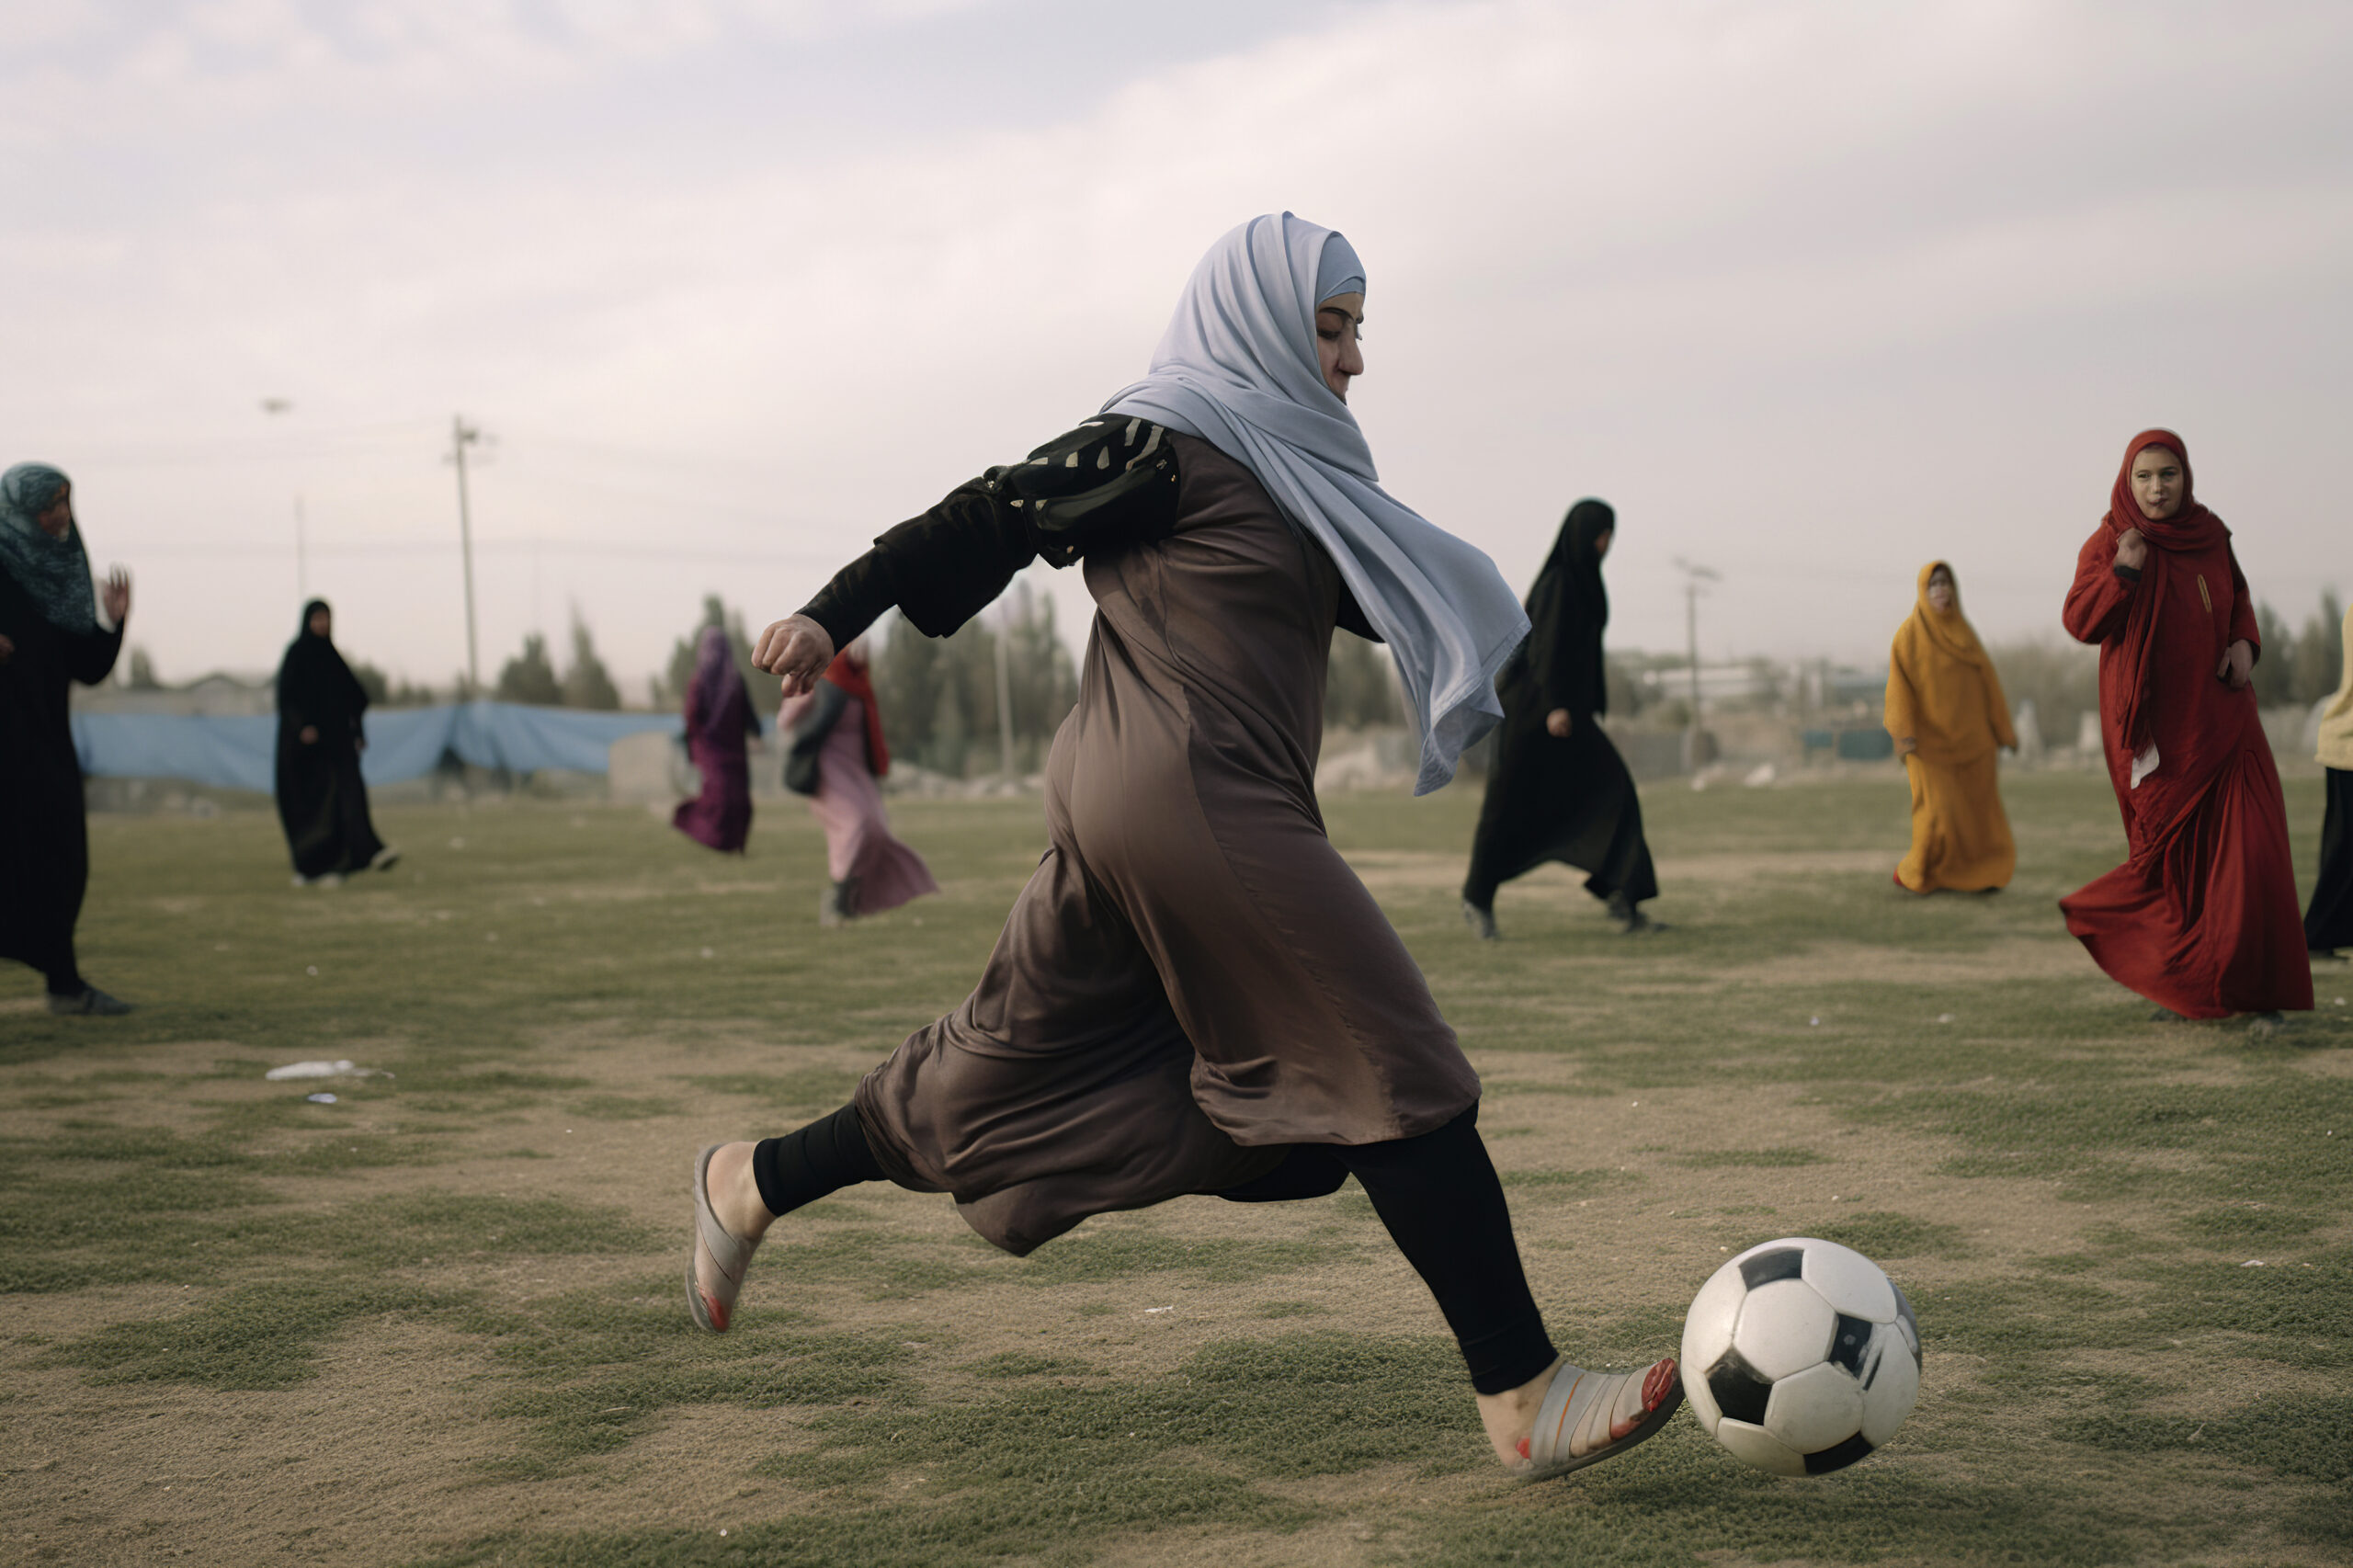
(751, 614, 836, 699)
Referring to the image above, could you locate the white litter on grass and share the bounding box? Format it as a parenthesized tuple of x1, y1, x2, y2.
(700, 948, 714, 959)
(307, 1092, 337, 1105)
(305, 966, 318, 976)
(2242, 1259, 2266, 1267)
(1143, 1306, 1175, 1314)
(1810, 1016, 1822, 1027)
(266, 1060, 392, 1081)
(1937, 1014, 1956, 1024)
(1744, 762, 1777, 788)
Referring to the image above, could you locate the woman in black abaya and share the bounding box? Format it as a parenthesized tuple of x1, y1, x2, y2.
(1461, 499, 1658, 938)
(0, 463, 134, 1014)
(275, 600, 396, 886)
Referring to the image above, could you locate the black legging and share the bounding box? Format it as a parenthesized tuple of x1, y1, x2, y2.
(754, 1101, 1556, 1395)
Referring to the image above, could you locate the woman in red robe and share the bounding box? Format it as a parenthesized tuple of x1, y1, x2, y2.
(2059, 429, 2311, 1029)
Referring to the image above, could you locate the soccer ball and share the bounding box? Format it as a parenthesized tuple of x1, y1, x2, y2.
(1679, 1236, 1921, 1475)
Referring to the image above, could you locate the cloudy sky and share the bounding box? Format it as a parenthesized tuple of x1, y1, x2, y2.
(6, 0, 2347, 696)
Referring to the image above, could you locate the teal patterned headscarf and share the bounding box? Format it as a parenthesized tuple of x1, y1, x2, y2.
(0, 463, 97, 633)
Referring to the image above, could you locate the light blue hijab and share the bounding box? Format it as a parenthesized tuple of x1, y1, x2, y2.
(0, 463, 97, 633)
(1104, 213, 1527, 793)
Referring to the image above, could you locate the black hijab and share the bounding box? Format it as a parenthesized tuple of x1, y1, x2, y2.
(1511, 499, 1614, 717)
(1535, 499, 1612, 629)
(277, 598, 369, 738)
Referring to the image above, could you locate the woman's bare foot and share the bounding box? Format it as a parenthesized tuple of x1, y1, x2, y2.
(693, 1141, 777, 1310)
(1477, 1357, 1565, 1463)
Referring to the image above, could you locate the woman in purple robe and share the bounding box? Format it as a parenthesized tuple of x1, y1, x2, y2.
(673, 626, 758, 853)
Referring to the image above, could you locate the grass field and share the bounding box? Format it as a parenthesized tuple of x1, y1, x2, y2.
(3, 769, 2349, 1567)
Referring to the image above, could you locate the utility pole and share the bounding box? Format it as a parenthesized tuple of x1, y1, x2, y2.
(1673, 557, 1720, 771)
(449, 415, 483, 696)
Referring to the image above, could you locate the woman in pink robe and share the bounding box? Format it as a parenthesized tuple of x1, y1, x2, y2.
(779, 639, 937, 925)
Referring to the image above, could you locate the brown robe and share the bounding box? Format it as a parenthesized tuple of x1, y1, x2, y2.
(855, 435, 1481, 1256)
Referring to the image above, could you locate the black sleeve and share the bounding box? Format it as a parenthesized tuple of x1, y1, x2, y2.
(1537, 619, 1604, 721)
(797, 416, 1183, 646)
(63, 620, 124, 689)
(2112, 562, 2143, 585)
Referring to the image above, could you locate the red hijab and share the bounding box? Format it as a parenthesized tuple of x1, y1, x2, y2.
(821, 649, 892, 777)
(2100, 428, 2229, 755)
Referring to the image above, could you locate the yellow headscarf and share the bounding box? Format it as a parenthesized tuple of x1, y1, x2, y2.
(2317, 604, 2353, 771)
(1886, 562, 2017, 764)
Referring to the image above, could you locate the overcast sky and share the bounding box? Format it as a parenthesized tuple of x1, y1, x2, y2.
(6, 0, 2347, 696)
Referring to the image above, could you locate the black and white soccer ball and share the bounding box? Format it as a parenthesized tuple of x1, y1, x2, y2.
(1679, 1236, 1922, 1475)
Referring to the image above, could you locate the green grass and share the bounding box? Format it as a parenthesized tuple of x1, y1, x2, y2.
(4, 771, 2348, 1566)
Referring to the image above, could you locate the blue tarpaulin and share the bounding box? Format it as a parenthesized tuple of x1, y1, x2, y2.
(68, 703, 747, 792)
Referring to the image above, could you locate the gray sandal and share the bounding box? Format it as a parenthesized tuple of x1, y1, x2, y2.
(1512, 1355, 1684, 1481)
(686, 1144, 757, 1333)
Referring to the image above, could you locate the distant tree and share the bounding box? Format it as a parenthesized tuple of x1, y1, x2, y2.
(387, 675, 438, 707)
(996, 582, 1078, 764)
(561, 610, 621, 710)
(122, 646, 162, 690)
(2252, 602, 2297, 707)
(928, 675, 971, 777)
(1986, 639, 2100, 752)
(1325, 632, 1401, 730)
(1603, 655, 1647, 719)
(348, 660, 391, 707)
(870, 584, 1079, 777)
(2291, 589, 2345, 706)
(494, 633, 563, 706)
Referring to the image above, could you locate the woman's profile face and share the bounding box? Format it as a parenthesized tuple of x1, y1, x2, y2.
(1315, 292, 1365, 402)
(1593, 528, 1613, 562)
(34, 484, 72, 540)
(2130, 447, 2186, 520)
(1927, 569, 1954, 613)
(309, 608, 332, 639)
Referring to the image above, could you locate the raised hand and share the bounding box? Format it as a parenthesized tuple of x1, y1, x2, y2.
(2113, 528, 2148, 573)
(751, 614, 835, 699)
(100, 567, 131, 625)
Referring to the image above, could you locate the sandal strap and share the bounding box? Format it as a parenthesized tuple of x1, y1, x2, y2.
(1526, 1361, 1599, 1470)
(694, 1146, 753, 1282)
(1521, 1356, 1679, 1474)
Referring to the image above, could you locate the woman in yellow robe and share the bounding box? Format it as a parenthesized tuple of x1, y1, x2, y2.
(1886, 562, 2017, 892)
(2305, 602, 2353, 960)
